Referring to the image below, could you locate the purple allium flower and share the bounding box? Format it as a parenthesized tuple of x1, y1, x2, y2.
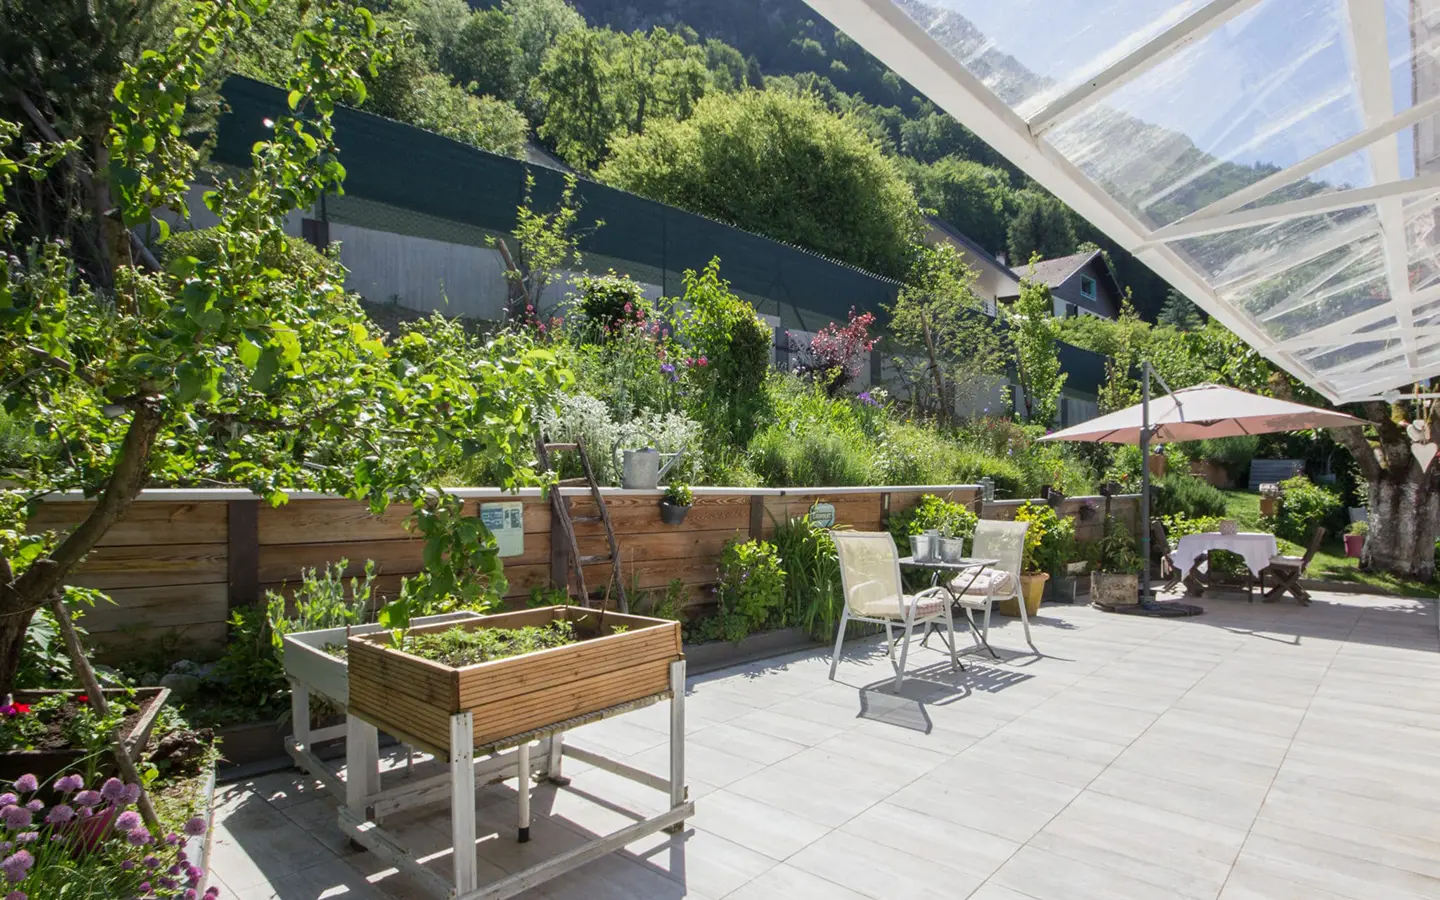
(0, 807, 31, 829)
(1, 850, 34, 883)
(121, 783, 141, 805)
(144, 855, 160, 868)
(12, 776, 36, 795)
(0, 797, 15, 809)
(77, 807, 92, 819)
(73, 791, 100, 808)
(99, 779, 124, 802)
(20, 802, 38, 815)
(53, 775, 82, 794)
(115, 811, 141, 832)
(187, 863, 203, 880)
(165, 833, 181, 846)
(169, 864, 182, 876)
(5, 890, 24, 900)
(10, 835, 33, 847)
(160, 877, 178, 890)
(205, 888, 219, 898)
(138, 883, 151, 894)
(183, 816, 207, 837)
(184, 890, 198, 900)
(121, 859, 135, 871)
(126, 828, 151, 847)
(44, 805, 74, 826)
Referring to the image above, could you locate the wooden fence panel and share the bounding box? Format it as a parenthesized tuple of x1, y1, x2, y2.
(34, 485, 1140, 662)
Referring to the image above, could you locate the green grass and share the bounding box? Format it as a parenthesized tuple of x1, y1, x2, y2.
(1218, 490, 1437, 599)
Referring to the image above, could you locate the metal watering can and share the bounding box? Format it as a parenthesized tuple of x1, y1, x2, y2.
(613, 445, 684, 490)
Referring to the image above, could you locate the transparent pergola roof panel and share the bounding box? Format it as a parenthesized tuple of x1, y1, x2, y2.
(809, 0, 1440, 400)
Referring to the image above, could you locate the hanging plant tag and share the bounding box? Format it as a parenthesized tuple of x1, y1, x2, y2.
(809, 502, 836, 528)
(1412, 441, 1438, 471)
(479, 501, 526, 557)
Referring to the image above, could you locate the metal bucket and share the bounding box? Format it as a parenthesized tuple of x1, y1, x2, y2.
(909, 534, 935, 562)
(936, 537, 966, 563)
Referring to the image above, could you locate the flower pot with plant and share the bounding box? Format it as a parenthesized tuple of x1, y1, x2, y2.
(1090, 519, 1143, 608)
(1002, 502, 1075, 617)
(1344, 520, 1367, 559)
(659, 484, 693, 525)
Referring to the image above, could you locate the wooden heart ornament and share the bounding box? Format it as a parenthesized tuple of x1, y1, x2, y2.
(1413, 440, 1438, 471)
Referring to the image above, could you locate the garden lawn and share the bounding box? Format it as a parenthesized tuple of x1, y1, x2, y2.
(1219, 490, 1437, 599)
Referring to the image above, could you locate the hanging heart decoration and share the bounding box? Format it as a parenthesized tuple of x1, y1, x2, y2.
(1413, 440, 1438, 471)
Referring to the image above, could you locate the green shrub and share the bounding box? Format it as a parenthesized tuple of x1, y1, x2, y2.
(716, 538, 787, 633)
(163, 226, 338, 280)
(675, 259, 773, 444)
(749, 423, 875, 486)
(1150, 473, 1227, 519)
(888, 494, 978, 544)
(571, 271, 652, 338)
(1012, 501, 1076, 575)
(771, 515, 843, 640)
(1272, 475, 1342, 544)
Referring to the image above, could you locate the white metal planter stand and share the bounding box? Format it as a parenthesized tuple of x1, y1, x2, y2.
(337, 659, 692, 900)
(283, 612, 483, 800)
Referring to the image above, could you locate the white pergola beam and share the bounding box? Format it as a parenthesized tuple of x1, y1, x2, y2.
(1272, 300, 1398, 351)
(1346, 0, 1417, 368)
(1179, 92, 1440, 223)
(1144, 175, 1440, 243)
(1025, 0, 1264, 137)
(1257, 246, 1376, 322)
(1212, 217, 1378, 294)
(799, 0, 1321, 393)
(1304, 324, 1440, 348)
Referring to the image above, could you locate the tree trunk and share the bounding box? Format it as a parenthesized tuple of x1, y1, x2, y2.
(1362, 472, 1438, 579)
(0, 610, 31, 702)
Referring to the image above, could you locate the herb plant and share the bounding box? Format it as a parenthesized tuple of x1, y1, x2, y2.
(398, 621, 578, 668)
(0, 771, 211, 899)
(771, 515, 843, 640)
(716, 539, 787, 633)
(662, 484, 693, 507)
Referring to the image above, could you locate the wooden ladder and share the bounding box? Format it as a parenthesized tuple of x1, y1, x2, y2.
(536, 437, 628, 613)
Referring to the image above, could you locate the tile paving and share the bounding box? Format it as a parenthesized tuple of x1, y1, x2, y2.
(209, 588, 1440, 899)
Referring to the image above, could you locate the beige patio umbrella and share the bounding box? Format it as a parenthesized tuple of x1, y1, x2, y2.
(1041, 364, 1366, 610)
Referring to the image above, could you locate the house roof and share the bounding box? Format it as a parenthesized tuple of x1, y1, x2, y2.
(924, 215, 1017, 279)
(999, 249, 1123, 300)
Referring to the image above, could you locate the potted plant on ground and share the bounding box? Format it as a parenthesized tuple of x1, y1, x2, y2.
(1090, 518, 1142, 608)
(659, 484, 693, 525)
(1344, 520, 1367, 559)
(1004, 502, 1074, 616)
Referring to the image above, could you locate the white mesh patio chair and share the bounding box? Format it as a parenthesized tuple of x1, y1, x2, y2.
(828, 531, 961, 691)
(948, 520, 1036, 656)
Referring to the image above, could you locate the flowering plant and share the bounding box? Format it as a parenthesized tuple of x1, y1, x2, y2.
(0, 772, 214, 899)
(792, 309, 877, 397)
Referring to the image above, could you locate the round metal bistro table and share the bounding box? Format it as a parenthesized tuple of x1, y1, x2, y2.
(899, 555, 1001, 659)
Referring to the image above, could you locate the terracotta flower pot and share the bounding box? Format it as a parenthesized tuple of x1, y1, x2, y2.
(1343, 534, 1365, 559)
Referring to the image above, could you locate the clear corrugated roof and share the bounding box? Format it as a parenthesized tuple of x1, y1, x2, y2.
(805, 0, 1440, 400)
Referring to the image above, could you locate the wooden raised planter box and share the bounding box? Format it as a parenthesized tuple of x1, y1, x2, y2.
(346, 606, 682, 759)
(0, 687, 170, 785)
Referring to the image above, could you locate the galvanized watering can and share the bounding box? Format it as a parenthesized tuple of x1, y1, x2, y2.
(614, 446, 684, 490)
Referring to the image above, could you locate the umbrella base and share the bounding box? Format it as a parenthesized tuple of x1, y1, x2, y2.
(1092, 598, 1204, 617)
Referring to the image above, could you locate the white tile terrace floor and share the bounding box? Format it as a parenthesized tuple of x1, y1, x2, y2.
(209, 588, 1440, 899)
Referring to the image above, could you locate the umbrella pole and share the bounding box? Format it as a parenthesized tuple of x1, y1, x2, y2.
(1141, 362, 1152, 606)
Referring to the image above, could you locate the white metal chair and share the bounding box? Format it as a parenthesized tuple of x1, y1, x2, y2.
(828, 531, 961, 691)
(948, 520, 1036, 655)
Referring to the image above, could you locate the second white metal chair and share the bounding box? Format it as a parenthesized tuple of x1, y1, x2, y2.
(948, 519, 1036, 655)
(829, 531, 961, 691)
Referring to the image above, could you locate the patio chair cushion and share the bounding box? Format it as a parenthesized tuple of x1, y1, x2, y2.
(947, 570, 1018, 597)
(852, 592, 950, 620)
(1267, 555, 1304, 568)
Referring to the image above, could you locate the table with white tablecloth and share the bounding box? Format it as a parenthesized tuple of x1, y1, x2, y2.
(1172, 532, 1280, 591)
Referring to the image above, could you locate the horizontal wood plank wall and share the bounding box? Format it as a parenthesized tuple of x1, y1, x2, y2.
(33, 486, 1137, 663)
(27, 502, 230, 658)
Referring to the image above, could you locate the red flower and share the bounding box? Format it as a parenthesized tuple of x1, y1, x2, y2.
(12, 704, 29, 715)
(76, 695, 88, 704)
(698, 356, 708, 367)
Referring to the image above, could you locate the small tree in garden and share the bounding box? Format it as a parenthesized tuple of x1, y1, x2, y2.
(1009, 268, 1065, 426)
(0, 0, 567, 708)
(490, 171, 601, 322)
(674, 258, 772, 444)
(792, 308, 877, 397)
(887, 243, 1007, 422)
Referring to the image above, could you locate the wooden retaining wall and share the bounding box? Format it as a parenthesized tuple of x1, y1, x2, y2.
(31, 486, 1139, 661)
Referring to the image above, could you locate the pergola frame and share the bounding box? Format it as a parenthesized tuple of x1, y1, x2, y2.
(803, 0, 1440, 402)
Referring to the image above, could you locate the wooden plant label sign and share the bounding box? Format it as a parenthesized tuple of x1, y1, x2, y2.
(809, 502, 836, 528)
(479, 501, 525, 558)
